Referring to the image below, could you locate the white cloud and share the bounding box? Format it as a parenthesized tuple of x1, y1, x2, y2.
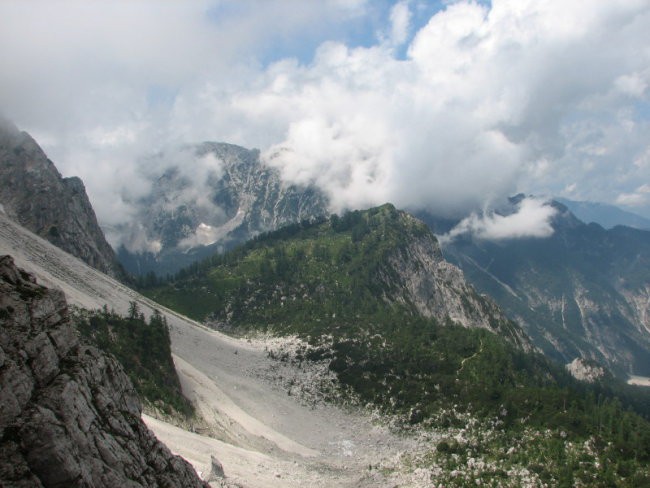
(388, 0, 412, 46)
(117, 223, 162, 255)
(616, 184, 650, 207)
(254, 1, 650, 217)
(178, 223, 223, 250)
(615, 73, 648, 98)
(439, 197, 558, 244)
(1, 0, 650, 236)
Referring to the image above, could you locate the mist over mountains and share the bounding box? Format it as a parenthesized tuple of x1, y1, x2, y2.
(115, 142, 328, 276)
(557, 198, 650, 231)
(113, 136, 650, 378)
(3, 1, 649, 232)
(2, 1, 650, 485)
(420, 199, 650, 377)
(2, 122, 648, 380)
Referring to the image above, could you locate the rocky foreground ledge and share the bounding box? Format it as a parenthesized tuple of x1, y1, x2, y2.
(0, 255, 208, 487)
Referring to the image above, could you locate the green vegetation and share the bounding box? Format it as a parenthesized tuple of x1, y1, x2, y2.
(73, 304, 193, 417)
(145, 204, 650, 481)
(397, 410, 650, 487)
(146, 204, 510, 337)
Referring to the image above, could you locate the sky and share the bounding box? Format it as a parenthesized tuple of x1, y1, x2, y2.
(1, 0, 650, 247)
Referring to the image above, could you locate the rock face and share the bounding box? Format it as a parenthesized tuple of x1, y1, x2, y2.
(375, 210, 531, 348)
(162, 204, 532, 350)
(118, 142, 328, 276)
(566, 357, 606, 383)
(0, 119, 124, 280)
(0, 255, 208, 488)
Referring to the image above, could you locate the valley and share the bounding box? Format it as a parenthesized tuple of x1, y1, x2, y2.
(2, 3, 650, 485)
(4, 207, 650, 486)
(0, 206, 420, 487)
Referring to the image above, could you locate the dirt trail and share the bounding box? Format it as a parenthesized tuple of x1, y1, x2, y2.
(0, 213, 414, 487)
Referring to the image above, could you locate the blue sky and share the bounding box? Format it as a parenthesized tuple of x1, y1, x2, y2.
(240, 1, 451, 64)
(1, 0, 649, 244)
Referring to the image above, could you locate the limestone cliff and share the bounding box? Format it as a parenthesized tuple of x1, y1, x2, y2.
(381, 213, 531, 348)
(0, 119, 124, 280)
(0, 255, 207, 487)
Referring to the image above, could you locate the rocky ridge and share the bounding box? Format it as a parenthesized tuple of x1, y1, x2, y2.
(152, 204, 531, 351)
(0, 119, 124, 280)
(0, 255, 208, 487)
(380, 214, 530, 348)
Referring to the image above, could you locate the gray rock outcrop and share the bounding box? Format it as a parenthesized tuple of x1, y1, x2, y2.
(0, 118, 125, 280)
(566, 357, 606, 383)
(376, 209, 532, 348)
(0, 255, 208, 488)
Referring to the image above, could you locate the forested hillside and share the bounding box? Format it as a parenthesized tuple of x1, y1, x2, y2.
(146, 205, 650, 485)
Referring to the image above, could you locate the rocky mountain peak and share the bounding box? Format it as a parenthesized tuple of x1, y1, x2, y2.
(362, 206, 532, 347)
(0, 254, 208, 487)
(119, 141, 329, 276)
(0, 121, 125, 280)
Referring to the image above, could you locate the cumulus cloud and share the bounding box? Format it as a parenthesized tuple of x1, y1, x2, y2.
(1, 0, 650, 237)
(252, 0, 650, 217)
(388, 0, 412, 47)
(439, 197, 558, 244)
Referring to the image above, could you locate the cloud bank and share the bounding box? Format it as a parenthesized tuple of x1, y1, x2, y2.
(438, 197, 558, 244)
(1, 0, 649, 244)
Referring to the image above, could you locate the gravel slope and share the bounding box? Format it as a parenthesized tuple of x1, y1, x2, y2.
(0, 211, 415, 487)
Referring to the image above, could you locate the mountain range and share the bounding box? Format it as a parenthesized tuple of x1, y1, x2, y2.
(2, 128, 648, 377)
(419, 198, 650, 377)
(557, 197, 650, 230)
(106, 140, 650, 379)
(2, 125, 650, 485)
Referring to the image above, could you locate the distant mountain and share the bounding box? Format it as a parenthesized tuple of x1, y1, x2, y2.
(420, 199, 650, 377)
(557, 198, 650, 230)
(117, 142, 329, 276)
(0, 119, 125, 280)
(109, 137, 650, 378)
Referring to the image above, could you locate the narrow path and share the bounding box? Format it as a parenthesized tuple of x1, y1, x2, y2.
(457, 338, 484, 375)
